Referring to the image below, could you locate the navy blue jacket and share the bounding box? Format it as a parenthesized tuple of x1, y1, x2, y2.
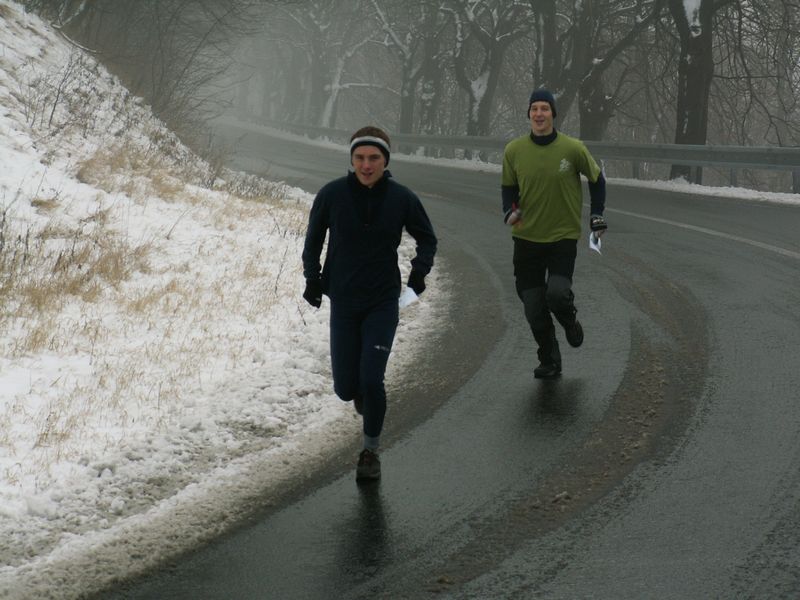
(302, 171, 437, 305)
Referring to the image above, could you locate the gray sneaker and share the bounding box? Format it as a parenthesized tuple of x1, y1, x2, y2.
(564, 319, 584, 348)
(534, 361, 562, 379)
(356, 449, 381, 481)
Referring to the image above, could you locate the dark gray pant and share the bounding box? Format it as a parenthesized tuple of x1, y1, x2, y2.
(513, 238, 578, 366)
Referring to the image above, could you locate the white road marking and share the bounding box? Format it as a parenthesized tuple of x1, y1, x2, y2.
(604, 206, 800, 260)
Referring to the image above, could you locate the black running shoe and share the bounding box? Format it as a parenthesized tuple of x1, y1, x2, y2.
(564, 319, 584, 348)
(534, 362, 562, 379)
(356, 449, 381, 481)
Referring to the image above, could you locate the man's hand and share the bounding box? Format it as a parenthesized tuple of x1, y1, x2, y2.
(302, 278, 323, 308)
(504, 203, 522, 226)
(407, 269, 426, 295)
(590, 215, 608, 237)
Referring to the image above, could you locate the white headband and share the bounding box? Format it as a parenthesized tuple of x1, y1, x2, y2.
(349, 136, 390, 155)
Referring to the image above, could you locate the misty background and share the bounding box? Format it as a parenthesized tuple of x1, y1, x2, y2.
(21, 0, 800, 191)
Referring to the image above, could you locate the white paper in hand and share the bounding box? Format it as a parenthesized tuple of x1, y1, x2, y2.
(398, 286, 419, 309)
(589, 230, 602, 254)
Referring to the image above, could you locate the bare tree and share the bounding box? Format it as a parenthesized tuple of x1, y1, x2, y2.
(667, 0, 732, 179)
(263, 0, 382, 128)
(370, 0, 449, 134)
(24, 0, 267, 147)
(523, 0, 666, 140)
(576, 0, 667, 140)
(529, 0, 590, 120)
(712, 0, 800, 146)
(33, 0, 790, 167)
(607, 16, 677, 145)
(444, 0, 534, 138)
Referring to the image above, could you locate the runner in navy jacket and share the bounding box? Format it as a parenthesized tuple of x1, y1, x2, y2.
(302, 125, 437, 481)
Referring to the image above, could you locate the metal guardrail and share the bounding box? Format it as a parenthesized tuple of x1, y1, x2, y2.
(218, 116, 800, 193)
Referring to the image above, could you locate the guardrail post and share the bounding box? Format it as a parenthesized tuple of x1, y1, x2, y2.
(632, 161, 640, 180)
(794, 170, 800, 194)
(730, 168, 737, 188)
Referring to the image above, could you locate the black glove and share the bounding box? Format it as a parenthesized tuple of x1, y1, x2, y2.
(302, 278, 323, 308)
(407, 269, 426, 295)
(590, 214, 608, 233)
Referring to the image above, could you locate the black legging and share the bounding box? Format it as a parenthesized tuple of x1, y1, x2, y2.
(329, 298, 399, 447)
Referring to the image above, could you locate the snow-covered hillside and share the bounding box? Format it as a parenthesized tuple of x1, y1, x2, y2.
(0, 4, 446, 598)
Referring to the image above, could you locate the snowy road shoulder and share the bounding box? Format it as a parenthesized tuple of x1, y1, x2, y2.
(0, 5, 450, 598)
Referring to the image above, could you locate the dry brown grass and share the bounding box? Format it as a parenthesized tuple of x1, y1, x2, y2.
(17, 317, 54, 355)
(81, 204, 111, 227)
(31, 197, 59, 212)
(150, 172, 185, 201)
(78, 144, 188, 202)
(34, 394, 90, 450)
(0, 24, 318, 505)
(127, 278, 187, 313)
(38, 221, 77, 240)
(1, 214, 152, 320)
(77, 143, 156, 184)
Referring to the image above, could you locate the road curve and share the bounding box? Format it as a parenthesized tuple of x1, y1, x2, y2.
(104, 125, 800, 599)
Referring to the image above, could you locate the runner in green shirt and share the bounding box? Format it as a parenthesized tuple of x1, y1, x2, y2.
(501, 89, 608, 378)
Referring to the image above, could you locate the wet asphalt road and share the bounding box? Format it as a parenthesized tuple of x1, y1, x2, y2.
(106, 123, 800, 599)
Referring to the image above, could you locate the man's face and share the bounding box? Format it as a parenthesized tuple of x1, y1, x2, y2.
(351, 145, 386, 188)
(529, 101, 554, 136)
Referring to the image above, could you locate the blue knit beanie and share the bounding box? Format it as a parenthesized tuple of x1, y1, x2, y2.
(528, 89, 557, 118)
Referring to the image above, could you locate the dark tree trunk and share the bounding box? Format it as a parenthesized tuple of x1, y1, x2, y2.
(535, 0, 593, 122)
(578, 74, 614, 140)
(668, 0, 715, 181)
(473, 51, 504, 137)
(459, 45, 506, 158)
(535, 0, 561, 88)
(398, 63, 415, 134)
(307, 40, 328, 126)
(418, 35, 442, 136)
(280, 47, 305, 123)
